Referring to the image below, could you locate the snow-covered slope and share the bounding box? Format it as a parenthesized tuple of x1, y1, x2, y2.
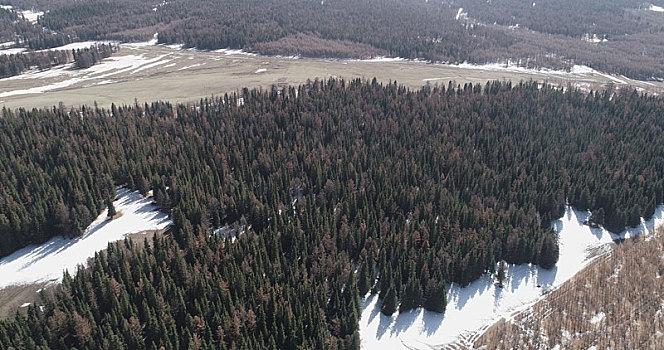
(359, 205, 664, 349)
(0, 188, 172, 289)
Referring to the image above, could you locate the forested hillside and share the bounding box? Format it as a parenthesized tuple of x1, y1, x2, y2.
(0, 5, 71, 50)
(2, 0, 664, 79)
(1, 80, 664, 348)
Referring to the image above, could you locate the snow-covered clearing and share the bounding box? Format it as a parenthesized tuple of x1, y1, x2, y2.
(20, 9, 42, 23)
(650, 4, 664, 12)
(359, 205, 664, 349)
(0, 40, 114, 56)
(583, 34, 607, 43)
(124, 33, 159, 48)
(38, 41, 117, 52)
(0, 47, 27, 55)
(0, 188, 172, 289)
(0, 53, 172, 97)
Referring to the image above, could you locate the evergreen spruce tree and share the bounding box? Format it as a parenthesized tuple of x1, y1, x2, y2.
(381, 286, 398, 316)
(106, 198, 117, 219)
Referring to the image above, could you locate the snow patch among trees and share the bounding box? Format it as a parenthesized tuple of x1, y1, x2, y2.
(359, 205, 664, 349)
(650, 4, 664, 12)
(0, 188, 172, 289)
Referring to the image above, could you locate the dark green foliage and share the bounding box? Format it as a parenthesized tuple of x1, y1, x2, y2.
(106, 198, 116, 218)
(73, 44, 117, 69)
(7, 0, 664, 79)
(381, 286, 398, 316)
(0, 79, 664, 348)
(423, 279, 447, 314)
(496, 261, 507, 287)
(0, 50, 70, 79)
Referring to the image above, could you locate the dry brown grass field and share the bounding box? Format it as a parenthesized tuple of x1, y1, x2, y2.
(2, 43, 663, 111)
(474, 228, 664, 349)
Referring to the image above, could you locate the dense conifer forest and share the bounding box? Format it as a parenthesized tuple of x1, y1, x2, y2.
(2, 0, 664, 79)
(0, 6, 71, 50)
(1, 79, 664, 348)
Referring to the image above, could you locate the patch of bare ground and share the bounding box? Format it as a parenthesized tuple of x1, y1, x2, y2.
(124, 228, 165, 249)
(0, 282, 52, 319)
(106, 211, 124, 220)
(248, 33, 388, 59)
(474, 228, 664, 349)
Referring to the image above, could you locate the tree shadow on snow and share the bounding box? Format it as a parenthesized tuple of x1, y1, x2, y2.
(421, 309, 444, 336)
(446, 277, 491, 311)
(362, 294, 382, 325)
(375, 311, 393, 340)
(389, 308, 420, 336)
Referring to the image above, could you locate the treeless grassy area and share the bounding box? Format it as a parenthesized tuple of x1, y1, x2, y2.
(0, 282, 51, 319)
(475, 228, 664, 349)
(2, 44, 662, 111)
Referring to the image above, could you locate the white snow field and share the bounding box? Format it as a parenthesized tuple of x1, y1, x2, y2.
(650, 4, 664, 12)
(359, 205, 664, 349)
(0, 188, 172, 289)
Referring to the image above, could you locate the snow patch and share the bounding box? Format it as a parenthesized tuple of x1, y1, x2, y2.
(130, 58, 171, 74)
(178, 63, 204, 71)
(0, 77, 84, 97)
(0, 188, 172, 289)
(20, 9, 43, 23)
(0, 47, 27, 55)
(650, 5, 664, 12)
(124, 33, 159, 48)
(455, 8, 467, 21)
(37, 41, 117, 52)
(589, 312, 605, 324)
(359, 205, 664, 349)
(214, 48, 257, 56)
(583, 34, 607, 43)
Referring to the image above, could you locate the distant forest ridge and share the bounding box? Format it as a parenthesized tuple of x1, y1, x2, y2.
(1, 0, 664, 80)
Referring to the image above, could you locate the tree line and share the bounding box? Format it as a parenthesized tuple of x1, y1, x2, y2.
(0, 44, 116, 78)
(0, 79, 663, 348)
(5, 0, 664, 80)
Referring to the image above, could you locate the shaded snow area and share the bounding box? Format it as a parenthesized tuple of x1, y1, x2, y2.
(0, 188, 172, 289)
(359, 205, 664, 349)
